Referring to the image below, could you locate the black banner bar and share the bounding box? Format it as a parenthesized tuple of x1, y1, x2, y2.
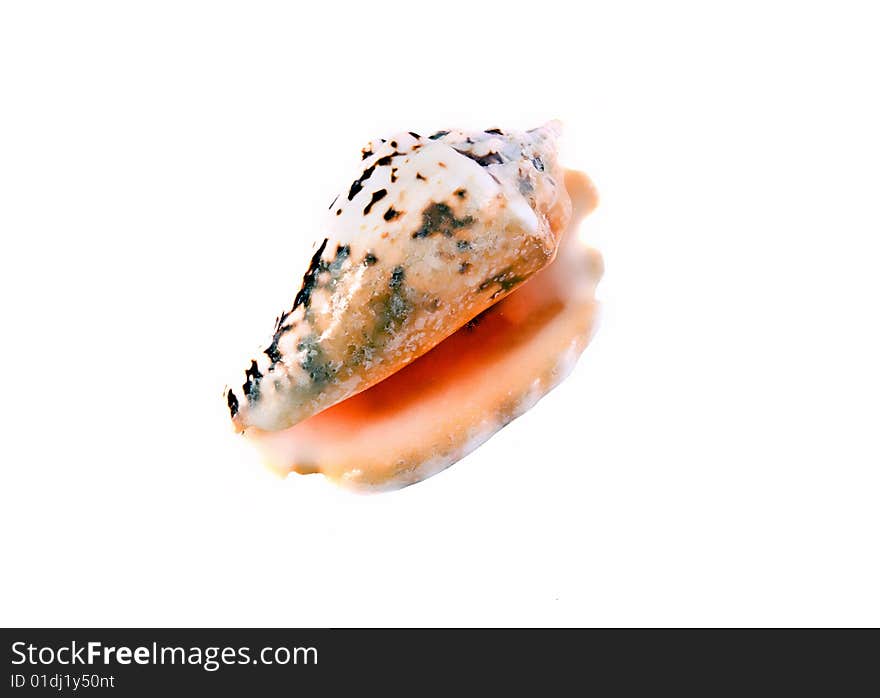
(2, 628, 875, 695)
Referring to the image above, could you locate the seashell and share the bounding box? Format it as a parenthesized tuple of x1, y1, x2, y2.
(226, 124, 602, 490)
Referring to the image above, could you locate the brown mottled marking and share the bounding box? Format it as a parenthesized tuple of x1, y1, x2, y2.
(412, 202, 474, 239)
(348, 164, 377, 200)
(363, 189, 388, 215)
(376, 154, 398, 166)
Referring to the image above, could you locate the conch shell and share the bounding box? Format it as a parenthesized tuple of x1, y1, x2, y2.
(226, 124, 601, 490)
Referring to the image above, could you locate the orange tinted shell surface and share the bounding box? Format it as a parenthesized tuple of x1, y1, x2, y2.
(246, 170, 602, 490)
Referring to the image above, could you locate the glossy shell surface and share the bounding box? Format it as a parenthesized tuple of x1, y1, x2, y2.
(227, 124, 571, 433)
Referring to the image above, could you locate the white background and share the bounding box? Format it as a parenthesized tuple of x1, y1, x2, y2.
(1, 1, 878, 627)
